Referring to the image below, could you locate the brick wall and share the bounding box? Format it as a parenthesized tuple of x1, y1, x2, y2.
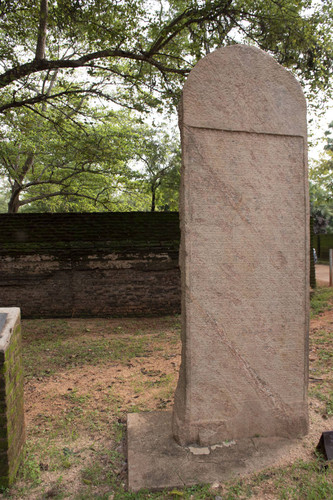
(0, 213, 181, 318)
(0, 308, 25, 487)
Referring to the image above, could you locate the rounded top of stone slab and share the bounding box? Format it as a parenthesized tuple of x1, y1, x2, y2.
(181, 44, 306, 137)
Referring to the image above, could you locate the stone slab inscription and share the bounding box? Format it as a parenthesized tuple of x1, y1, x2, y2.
(172, 45, 309, 446)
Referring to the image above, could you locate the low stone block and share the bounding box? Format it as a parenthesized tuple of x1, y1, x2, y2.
(0, 308, 25, 488)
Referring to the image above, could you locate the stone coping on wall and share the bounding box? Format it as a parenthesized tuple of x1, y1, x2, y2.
(0, 212, 181, 254)
(0, 212, 180, 240)
(0, 308, 20, 351)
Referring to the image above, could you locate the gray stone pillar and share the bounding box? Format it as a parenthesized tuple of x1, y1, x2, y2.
(173, 45, 309, 446)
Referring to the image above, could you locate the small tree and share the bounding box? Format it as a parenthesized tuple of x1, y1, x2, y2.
(0, 103, 148, 213)
(136, 129, 180, 212)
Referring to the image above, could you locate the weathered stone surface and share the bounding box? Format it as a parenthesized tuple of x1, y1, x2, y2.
(172, 45, 309, 446)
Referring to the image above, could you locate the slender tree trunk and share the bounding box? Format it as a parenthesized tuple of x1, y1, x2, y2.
(7, 153, 34, 213)
(7, 0, 49, 213)
(35, 0, 48, 60)
(8, 182, 21, 213)
(151, 186, 156, 212)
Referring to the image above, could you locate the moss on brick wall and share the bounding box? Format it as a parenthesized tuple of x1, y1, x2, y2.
(0, 311, 25, 488)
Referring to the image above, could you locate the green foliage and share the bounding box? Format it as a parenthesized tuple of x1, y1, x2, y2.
(135, 126, 180, 212)
(19, 444, 41, 486)
(0, 192, 8, 213)
(326, 393, 333, 415)
(310, 184, 333, 233)
(0, 99, 172, 212)
(1, 1, 333, 212)
(324, 120, 333, 152)
(0, 0, 332, 113)
(310, 121, 333, 233)
(0, 61, 182, 212)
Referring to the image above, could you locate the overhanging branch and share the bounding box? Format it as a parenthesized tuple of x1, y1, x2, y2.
(0, 49, 188, 90)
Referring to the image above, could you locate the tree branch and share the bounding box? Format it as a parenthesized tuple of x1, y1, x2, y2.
(147, 1, 235, 56)
(0, 84, 148, 113)
(0, 49, 188, 90)
(19, 189, 115, 211)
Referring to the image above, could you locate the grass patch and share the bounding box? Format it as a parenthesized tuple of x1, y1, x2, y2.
(22, 316, 180, 379)
(310, 287, 333, 318)
(23, 335, 149, 378)
(309, 288, 332, 415)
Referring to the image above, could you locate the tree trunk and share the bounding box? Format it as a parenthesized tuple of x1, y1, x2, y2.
(35, 0, 48, 60)
(7, 153, 35, 213)
(7, 183, 21, 213)
(151, 187, 156, 212)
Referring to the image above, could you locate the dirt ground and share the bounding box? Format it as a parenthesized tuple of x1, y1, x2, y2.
(316, 264, 331, 286)
(24, 309, 332, 455)
(5, 304, 333, 498)
(24, 354, 181, 426)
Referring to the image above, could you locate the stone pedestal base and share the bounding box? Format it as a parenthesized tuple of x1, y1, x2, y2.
(127, 411, 299, 492)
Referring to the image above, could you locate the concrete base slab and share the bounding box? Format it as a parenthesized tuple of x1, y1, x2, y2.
(127, 411, 300, 492)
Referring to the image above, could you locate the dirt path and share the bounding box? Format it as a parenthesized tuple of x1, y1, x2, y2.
(316, 264, 331, 286)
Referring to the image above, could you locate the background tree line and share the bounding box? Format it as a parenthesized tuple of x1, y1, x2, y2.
(0, 0, 332, 214)
(310, 121, 333, 233)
